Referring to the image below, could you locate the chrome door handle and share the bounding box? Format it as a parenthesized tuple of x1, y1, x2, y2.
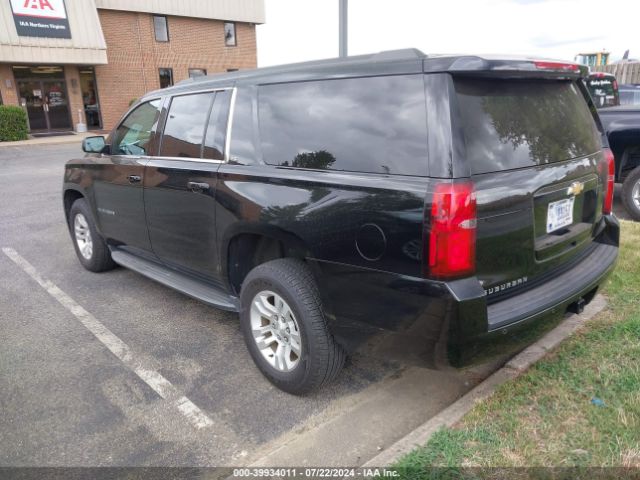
(187, 181, 210, 192)
(127, 175, 142, 184)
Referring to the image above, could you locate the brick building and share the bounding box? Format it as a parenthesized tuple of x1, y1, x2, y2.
(0, 0, 264, 133)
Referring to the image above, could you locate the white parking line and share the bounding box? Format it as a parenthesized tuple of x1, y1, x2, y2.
(2, 247, 214, 430)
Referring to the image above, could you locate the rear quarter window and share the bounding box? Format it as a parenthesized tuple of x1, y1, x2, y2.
(454, 78, 601, 175)
(257, 75, 428, 176)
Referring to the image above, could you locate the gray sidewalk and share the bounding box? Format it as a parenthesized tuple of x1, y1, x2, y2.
(0, 132, 101, 148)
(362, 294, 607, 467)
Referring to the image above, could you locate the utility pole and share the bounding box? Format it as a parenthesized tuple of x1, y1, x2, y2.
(339, 0, 348, 57)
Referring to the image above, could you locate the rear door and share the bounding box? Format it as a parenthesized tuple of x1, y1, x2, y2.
(452, 77, 605, 301)
(143, 88, 232, 281)
(92, 98, 162, 253)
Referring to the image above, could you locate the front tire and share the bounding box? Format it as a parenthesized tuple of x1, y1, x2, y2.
(622, 166, 640, 221)
(68, 198, 116, 272)
(239, 258, 345, 394)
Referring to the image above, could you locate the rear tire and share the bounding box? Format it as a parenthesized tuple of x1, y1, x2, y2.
(621, 166, 640, 221)
(68, 198, 116, 272)
(239, 258, 345, 394)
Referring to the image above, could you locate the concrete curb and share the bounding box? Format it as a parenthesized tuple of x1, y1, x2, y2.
(362, 294, 608, 467)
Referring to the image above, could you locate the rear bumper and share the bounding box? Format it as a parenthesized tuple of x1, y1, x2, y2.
(315, 215, 619, 366)
(447, 216, 618, 365)
(486, 240, 616, 331)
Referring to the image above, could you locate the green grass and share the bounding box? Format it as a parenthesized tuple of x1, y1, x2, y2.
(394, 220, 640, 476)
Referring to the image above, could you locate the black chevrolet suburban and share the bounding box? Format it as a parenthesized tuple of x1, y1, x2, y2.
(63, 50, 619, 394)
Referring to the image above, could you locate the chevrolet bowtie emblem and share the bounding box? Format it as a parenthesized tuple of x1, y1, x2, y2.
(567, 181, 584, 196)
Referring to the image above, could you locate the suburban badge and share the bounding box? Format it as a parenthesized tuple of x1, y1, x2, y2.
(485, 277, 528, 295)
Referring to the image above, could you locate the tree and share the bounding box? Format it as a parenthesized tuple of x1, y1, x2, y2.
(287, 150, 337, 170)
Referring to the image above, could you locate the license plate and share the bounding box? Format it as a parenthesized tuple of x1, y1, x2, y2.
(546, 197, 575, 233)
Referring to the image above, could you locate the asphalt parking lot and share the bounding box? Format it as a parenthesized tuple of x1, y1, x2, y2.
(0, 143, 506, 467)
(1, 142, 629, 467)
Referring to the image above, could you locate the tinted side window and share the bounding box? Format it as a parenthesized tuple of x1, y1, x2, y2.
(113, 99, 162, 156)
(160, 92, 214, 158)
(203, 90, 231, 160)
(258, 75, 428, 176)
(228, 86, 257, 165)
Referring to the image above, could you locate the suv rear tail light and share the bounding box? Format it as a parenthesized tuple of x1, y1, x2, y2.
(601, 148, 615, 214)
(426, 181, 477, 279)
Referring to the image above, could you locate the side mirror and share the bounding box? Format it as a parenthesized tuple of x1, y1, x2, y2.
(82, 136, 108, 154)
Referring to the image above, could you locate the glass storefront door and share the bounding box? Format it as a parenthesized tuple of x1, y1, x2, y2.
(17, 80, 47, 130)
(14, 66, 72, 133)
(43, 80, 71, 130)
(79, 67, 102, 129)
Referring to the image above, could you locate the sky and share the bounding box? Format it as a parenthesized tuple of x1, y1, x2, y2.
(256, 0, 639, 67)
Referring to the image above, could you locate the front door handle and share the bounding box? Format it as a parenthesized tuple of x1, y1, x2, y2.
(187, 181, 210, 192)
(127, 175, 142, 184)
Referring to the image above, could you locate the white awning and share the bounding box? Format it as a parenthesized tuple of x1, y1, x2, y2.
(94, 0, 266, 24)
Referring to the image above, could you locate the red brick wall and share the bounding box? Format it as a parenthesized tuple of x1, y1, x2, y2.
(95, 9, 257, 130)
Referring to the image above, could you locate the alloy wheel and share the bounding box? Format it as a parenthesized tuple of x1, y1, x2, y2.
(74, 213, 93, 260)
(250, 290, 302, 372)
(633, 180, 640, 210)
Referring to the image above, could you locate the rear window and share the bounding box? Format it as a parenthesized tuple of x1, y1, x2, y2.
(454, 79, 601, 175)
(586, 76, 619, 108)
(258, 75, 428, 176)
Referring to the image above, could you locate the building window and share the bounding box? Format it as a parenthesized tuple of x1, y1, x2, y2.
(227, 68, 239, 72)
(153, 15, 169, 42)
(188, 68, 207, 79)
(158, 68, 173, 88)
(224, 22, 236, 46)
(79, 66, 102, 129)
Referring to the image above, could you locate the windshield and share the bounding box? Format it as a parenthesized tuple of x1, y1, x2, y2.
(454, 78, 601, 175)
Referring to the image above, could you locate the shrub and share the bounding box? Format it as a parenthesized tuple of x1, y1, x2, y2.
(0, 105, 29, 142)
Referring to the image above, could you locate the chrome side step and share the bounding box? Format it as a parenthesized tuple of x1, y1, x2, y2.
(110, 248, 239, 312)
